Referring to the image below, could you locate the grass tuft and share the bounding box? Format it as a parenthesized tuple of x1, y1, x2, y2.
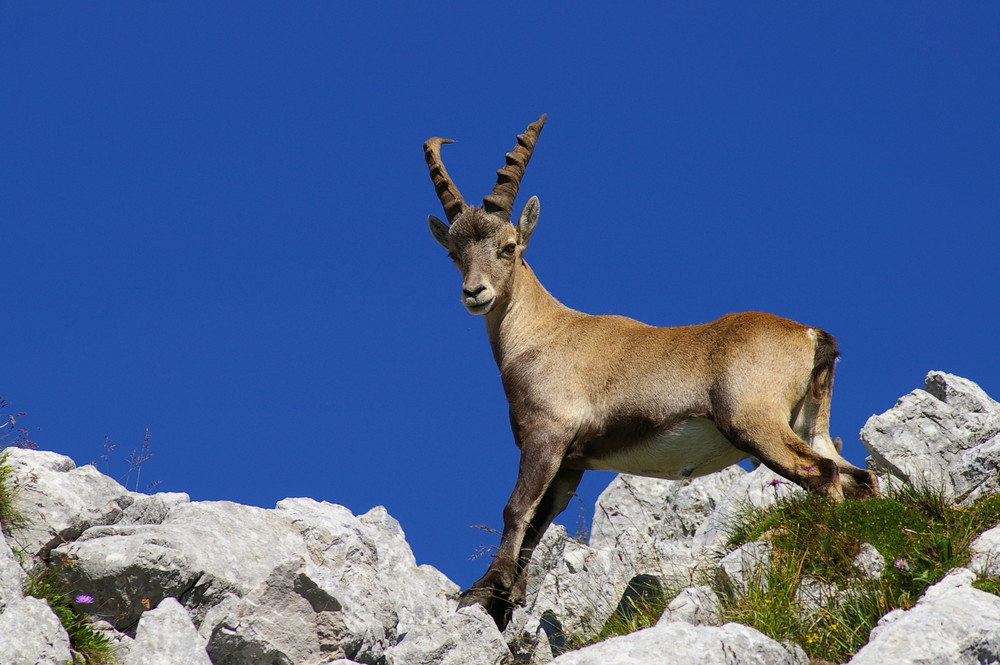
(23, 567, 117, 665)
(0, 449, 28, 536)
(715, 481, 1000, 662)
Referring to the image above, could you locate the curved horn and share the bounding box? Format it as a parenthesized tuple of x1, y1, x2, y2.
(483, 114, 547, 220)
(424, 137, 467, 223)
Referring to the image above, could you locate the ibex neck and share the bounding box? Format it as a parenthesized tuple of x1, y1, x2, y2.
(484, 260, 571, 367)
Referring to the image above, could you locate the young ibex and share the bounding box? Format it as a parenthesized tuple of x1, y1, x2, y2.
(424, 115, 878, 629)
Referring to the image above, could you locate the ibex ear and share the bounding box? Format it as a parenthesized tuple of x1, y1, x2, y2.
(516, 196, 540, 247)
(428, 215, 451, 249)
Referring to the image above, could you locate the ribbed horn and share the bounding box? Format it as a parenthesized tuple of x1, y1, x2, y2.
(424, 137, 467, 223)
(483, 114, 547, 219)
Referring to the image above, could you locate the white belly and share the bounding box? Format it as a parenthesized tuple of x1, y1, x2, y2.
(588, 417, 747, 480)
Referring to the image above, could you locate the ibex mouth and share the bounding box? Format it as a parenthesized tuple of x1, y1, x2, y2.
(464, 297, 495, 315)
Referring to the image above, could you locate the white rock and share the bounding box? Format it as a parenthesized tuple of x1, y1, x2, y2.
(657, 585, 721, 626)
(127, 597, 212, 665)
(0, 528, 26, 611)
(524, 468, 751, 641)
(205, 556, 357, 664)
(862, 372, 1000, 504)
(118, 491, 191, 526)
(49, 493, 456, 664)
(969, 523, 1000, 578)
(523, 524, 627, 639)
(4, 448, 138, 561)
(270, 498, 458, 660)
(384, 604, 512, 665)
(0, 596, 73, 665)
(548, 621, 806, 665)
(853, 542, 886, 580)
(848, 568, 1000, 665)
(54, 499, 306, 631)
(794, 576, 840, 613)
(718, 541, 772, 594)
(694, 465, 804, 551)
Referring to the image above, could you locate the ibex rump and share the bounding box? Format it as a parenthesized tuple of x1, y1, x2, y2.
(424, 115, 878, 629)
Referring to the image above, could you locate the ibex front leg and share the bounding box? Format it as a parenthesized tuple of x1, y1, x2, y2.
(458, 427, 577, 629)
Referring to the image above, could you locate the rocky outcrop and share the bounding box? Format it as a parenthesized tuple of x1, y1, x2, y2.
(847, 568, 1000, 665)
(547, 621, 807, 665)
(1, 370, 999, 664)
(0, 447, 460, 664)
(862, 371, 1000, 504)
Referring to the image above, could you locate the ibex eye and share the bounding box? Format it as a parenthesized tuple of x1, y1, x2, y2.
(502, 243, 516, 255)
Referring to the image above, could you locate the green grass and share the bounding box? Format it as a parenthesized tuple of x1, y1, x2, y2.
(549, 481, 1000, 662)
(23, 567, 118, 665)
(716, 482, 1000, 662)
(0, 449, 28, 535)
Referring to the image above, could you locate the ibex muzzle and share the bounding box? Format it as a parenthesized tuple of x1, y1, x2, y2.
(424, 115, 878, 629)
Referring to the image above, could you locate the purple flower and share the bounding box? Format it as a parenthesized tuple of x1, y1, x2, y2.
(75, 594, 95, 605)
(800, 464, 816, 473)
(765, 479, 788, 488)
(894, 559, 909, 570)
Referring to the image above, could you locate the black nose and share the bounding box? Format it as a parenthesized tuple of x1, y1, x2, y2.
(463, 284, 486, 299)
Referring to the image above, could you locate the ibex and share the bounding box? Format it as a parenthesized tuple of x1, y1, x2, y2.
(424, 115, 878, 629)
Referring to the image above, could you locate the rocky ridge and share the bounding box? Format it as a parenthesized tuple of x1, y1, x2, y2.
(0, 370, 998, 664)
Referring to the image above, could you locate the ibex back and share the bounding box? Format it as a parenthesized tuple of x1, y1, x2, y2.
(424, 115, 878, 629)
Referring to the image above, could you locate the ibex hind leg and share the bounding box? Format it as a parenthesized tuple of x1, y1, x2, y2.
(792, 383, 879, 499)
(725, 417, 845, 501)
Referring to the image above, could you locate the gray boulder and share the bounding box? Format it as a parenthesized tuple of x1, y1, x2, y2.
(718, 541, 772, 594)
(3, 448, 138, 561)
(657, 584, 721, 626)
(50, 491, 457, 664)
(969, 524, 1000, 578)
(384, 604, 512, 665)
(591, 468, 745, 582)
(0, 524, 26, 611)
(127, 597, 212, 665)
(693, 464, 804, 552)
(521, 524, 625, 639)
(0, 595, 73, 665)
(853, 542, 886, 580)
(862, 371, 1000, 504)
(548, 621, 807, 665)
(848, 568, 1000, 665)
(53, 499, 307, 632)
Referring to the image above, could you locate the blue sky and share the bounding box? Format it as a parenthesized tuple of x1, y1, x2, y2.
(3, 4, 997, 589)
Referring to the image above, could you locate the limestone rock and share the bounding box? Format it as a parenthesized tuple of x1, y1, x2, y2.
(384, 604, 512, 665)
(862, 371, 1000, 504)
(126, 597, 212, 665)
(693, 465, 804, 552)
(548, 621, 807, 665)
(591, 468, 744, 584)
(0, 595, 73, 665)
(0, 526, 26, 611)
(853, 542, 886, 580)
(3, 448, 138, 561)
(49, 491, 457, 664)
(118, 491, 191, 526)
(718, 541, 772, 594)
(657, 585, 721, 626)
(969, 524, 1000, 578)
(522, 524, 626, 639)
(53, 499, 307, 632)
(848, 568, 1000, 665)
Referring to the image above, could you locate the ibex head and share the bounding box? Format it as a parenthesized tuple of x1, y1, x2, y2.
(425, 115, 546, 315)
